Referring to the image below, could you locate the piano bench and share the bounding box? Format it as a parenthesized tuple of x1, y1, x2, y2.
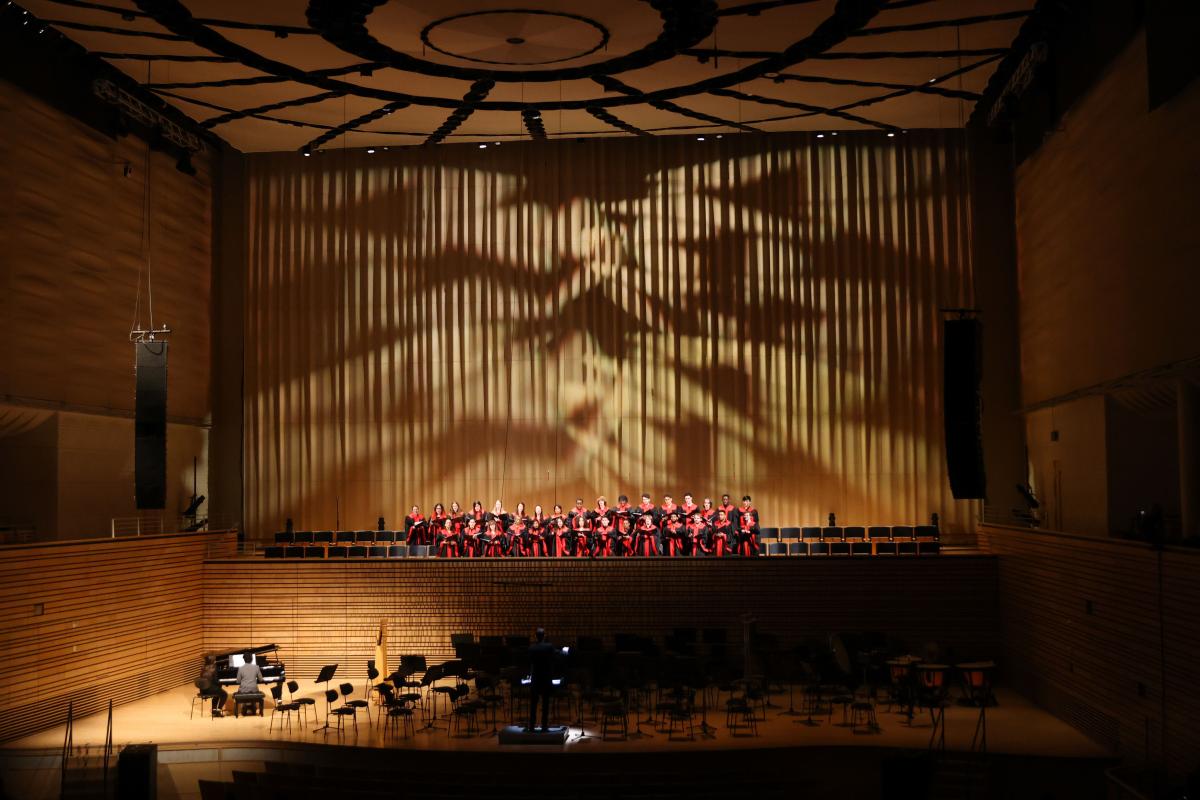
(233, 692, 265, 717)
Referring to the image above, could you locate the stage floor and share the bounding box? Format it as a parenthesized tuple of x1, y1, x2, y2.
(5, 682, 1109, 759)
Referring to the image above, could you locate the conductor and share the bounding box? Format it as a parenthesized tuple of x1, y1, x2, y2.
(527, 628, 556, 732)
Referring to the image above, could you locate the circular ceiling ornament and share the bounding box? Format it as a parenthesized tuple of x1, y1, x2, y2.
(305, 0, 719, 83)
(420, 9, 609, 67)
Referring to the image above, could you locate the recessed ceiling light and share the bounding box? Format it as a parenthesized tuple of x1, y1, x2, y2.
(494, 141, 501, 146)
(696, 136, 705, 141)
(816, 133, 824, 139)
(366, 148, 375, 153)
(479, 144, 487, 149)
(715, 134, 723, 139)
(886, 132, 895, 138)
(831, 132, 838, 136)
(928, 78, 937, 84)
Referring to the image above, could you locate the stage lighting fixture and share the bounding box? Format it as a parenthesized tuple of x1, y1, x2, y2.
(479, 144, 487, 149)
(887, 132, 896, 138)
(366, 148, 375, 154)
(696, 136, 705, 141)
(817, 133, 824, 138)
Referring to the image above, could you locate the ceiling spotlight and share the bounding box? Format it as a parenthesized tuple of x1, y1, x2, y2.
(303, 151, 311, 157)
(494, 141, 501, 145)
(886, 132, 895, 138)
(831, 132, 837, 136)
(696, 136, 705, 141)
(928, 78, 937, 84)
(479, 144, 487, 149)
(366, 148, 375, 153)
(715, 134, 722, 139)
(816, 133, 824, 138)
(301, 145, 311, 156)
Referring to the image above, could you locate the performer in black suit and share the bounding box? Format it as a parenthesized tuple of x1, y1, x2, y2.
(527, 628, 557, 731)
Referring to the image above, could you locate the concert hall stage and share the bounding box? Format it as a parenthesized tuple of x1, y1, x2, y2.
(2, 683, 1111, 800)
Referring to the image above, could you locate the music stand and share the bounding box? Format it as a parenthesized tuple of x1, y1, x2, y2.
(311, 664, 338, 734)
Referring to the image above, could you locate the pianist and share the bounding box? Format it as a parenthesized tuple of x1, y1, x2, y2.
(196, 654, 228, 717)
(234, 651, 265, 715)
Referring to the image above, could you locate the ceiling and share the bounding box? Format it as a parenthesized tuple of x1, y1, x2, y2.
(17, 0, 1035, 152)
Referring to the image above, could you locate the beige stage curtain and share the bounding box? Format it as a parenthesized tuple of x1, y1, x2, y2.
(244, 131, 976, 538)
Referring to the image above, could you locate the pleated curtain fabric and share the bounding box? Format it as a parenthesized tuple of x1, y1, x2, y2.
(244, 131, 976, 538)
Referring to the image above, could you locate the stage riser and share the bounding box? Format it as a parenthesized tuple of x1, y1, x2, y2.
(202, 557, 1000, 683)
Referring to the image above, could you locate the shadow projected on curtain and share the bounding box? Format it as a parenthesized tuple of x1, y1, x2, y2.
(245, 133, 974, 537)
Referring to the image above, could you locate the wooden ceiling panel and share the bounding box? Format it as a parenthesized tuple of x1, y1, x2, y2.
(16, 0, 1036, 152)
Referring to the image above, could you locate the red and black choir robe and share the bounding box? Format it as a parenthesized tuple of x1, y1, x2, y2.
(680, 501, 699, 519)
(527, 522, 548, 557)
(507, 522, 527, 557)
(634, 518, 659, 556)
(592, 520, 615, 558)
(462, 522, 483, 557)
(700, 507, 717, 524)
(615, 513, 633, 556)
(404, 513, 428, 546)
(548, 524, 569, 557)
(718, 502, 737, 522)
(710, 520, 733, 557)
(662, 519, 686, 557)
(687, 520, 711, 556)
(570, 515, 592, 557)
(483, 526, 506, 557)
(736, 507, 760, 556)
(436, 525, 459, 558)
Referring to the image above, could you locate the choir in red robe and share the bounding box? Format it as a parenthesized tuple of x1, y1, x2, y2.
(390, 492, 762, 558)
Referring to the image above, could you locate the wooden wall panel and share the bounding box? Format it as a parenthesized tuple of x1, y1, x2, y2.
(0, 530, 237, 742)
(1015, 30, 1200, 407)
(203, 555, 999, 688)
(978, 525, 1200, 780)
(243, 131, 980, 541)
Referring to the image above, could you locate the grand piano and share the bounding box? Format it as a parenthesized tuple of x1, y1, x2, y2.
(214, 644, 286, 686)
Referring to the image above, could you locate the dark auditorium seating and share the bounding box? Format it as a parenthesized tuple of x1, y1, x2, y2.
(920, 541, 941, 556)
(788, 541, 807, 556)
(294, 531, 314, 544)
(264, 546, 284, 558)
(284, 545, 305, 558)
(779, 527, 801, 540)
(355, 530, 374, 543)
(274, 531, 293, 544)
(314, 531, 333, 544)
(898, 541, 918, 555)
(335, 531, 355, 544)
(867, 525, 890, 541)
(388, 545, 407, 558)
(375, 530, 395, 543)
(892, 525, 914, 540)
(801, 526, 821, 540)
(875, 541, 898, 556)
(844, 526, 865, 540)
(915, 525, 939, 540)
(368, 545, 388, 558)
(823, 526, 843, 541)
(409, 545, 430, 557)
(759, 527, 779, 541)
(766, 542, 787, 557)
(850, 541, 872, 556)
(347, 545, 368, 557)
(304, 546, 325, 558)
(327, 545, 348, 558)
(809, 541, 829, 556)
(830, 540, 850, 556)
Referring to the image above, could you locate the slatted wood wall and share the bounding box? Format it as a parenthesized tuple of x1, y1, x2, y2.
(978, 525, 1200, 780)
(0, 530, 237, 742)
(203, 555, 999, 687)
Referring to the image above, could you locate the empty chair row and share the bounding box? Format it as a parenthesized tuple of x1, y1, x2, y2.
(757, 525, 938, 541)
(264, 544, 434, 559)
(275, 530, 400, 544)
(758, 539, 940, 556)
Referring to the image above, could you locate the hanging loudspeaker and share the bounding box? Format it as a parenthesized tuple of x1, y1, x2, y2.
(943, 318, 987, 500)
(135, 341, 168, 509)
